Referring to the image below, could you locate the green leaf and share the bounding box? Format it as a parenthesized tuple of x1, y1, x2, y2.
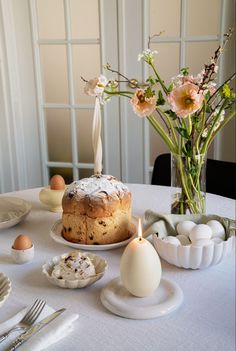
(167, 83, 174, 93)
(183, 141, 193, 157)
(146, 76, 155, 86)
(165, 109, 178, 120)
(145, 86, 155, 98)
(175, 127, 189, 139)
(206, 105, 212, 113)
(156, 90, 165, 106)
(180, 67, 189, 76)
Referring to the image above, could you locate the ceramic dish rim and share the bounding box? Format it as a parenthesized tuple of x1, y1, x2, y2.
(0, 197, 32, 229)
(42, 251, 108, 288)
(152, 233, 235, 269)
(50, 216, 138, 251)
(0, 273, 12, 307)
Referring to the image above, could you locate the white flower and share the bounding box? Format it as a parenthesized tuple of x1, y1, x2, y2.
(202, 128, 208, 138)
(138, 49, 158, 64)
(202, 81, 216, 96)
(193, 70, 205, 85)
(84, 75, 108, 96)
(213, 108, 225, 120)
(171, 74, 194, 87)
(212, 109, 225, 131)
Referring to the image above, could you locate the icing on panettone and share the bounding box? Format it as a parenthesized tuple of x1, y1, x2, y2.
(62, 175, 132, 245)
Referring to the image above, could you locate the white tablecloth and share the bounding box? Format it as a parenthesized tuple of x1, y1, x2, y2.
(0, 185, 235, 351)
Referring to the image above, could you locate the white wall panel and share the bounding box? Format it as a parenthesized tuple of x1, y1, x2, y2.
(0, 0, 42, 193)
(117, 0, 144, 183)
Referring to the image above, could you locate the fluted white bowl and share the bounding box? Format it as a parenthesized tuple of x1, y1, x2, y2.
(42, 252, 108, 288)
(0, 273, 11, 308)
(153, 234, 235, 269)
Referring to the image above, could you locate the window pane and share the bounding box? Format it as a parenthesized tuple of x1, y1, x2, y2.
(79, 168, 94, 179)
(76, 110, 94, 163)
(40, 45, 69, 103)
(37, 0, 65, 39)
(150, 43, 180, 87)
(186, 41, 219, 76)
(72, 45, 101, 104)
(150, 0, 181, 37)
(70, 0, 99, 39)
(46, 109, 72, 162)
(186, 0, 221, 36)
(49, 167, 73, 185)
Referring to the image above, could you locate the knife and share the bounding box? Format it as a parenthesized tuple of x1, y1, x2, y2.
(7, 308, 66, 351)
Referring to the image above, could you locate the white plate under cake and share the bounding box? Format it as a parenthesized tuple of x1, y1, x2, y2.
(50, 218, 137, 251)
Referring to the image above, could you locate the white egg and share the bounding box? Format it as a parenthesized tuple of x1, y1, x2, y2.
(211, 237, 223, 244)
(191, 239, 212, 247)
(189, 224, 212, 243)
(206, 220, 225, 240)
(176, 234, 191, 246)
(120, 238, 162, 297)
(163, 236, 181, 246)
(176, 221, 196, 236)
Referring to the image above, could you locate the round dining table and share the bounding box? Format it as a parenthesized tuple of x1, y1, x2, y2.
(0, 184, 235, 351)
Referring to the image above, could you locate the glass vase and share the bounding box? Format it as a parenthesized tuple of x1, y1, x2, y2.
(171, 153, 206, 215)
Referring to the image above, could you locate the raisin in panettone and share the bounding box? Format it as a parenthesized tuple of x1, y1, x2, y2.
(62, 175, 132, 245)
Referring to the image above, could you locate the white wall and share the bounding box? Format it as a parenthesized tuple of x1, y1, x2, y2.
(0, 0, 42, 193)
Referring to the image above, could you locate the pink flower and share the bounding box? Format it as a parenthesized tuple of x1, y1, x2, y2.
(167, 83, 204, 118)
(130, 89, 157, 118)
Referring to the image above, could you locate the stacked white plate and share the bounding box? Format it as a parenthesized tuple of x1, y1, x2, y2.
(0, 273, 11, 308)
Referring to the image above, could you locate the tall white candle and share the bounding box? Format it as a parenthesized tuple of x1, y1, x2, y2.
(120, 219, 162, 297)
(92, 97, 102, 174)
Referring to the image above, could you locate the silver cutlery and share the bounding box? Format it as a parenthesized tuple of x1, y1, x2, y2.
(0, 299, 46, 343)
(7, 308, 66, 351)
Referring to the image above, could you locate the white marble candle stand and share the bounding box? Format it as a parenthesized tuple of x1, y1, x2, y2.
(100, 277, 183, 320)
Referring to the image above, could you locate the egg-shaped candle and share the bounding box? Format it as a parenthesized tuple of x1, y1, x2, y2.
(120, 219, 162, 297)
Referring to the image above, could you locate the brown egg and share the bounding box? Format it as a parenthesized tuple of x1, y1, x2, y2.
(13, 235, 32, 250)
(50, 175, 65, 190)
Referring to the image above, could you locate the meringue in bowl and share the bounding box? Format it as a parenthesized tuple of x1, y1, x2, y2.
(42, 251, 108, 288)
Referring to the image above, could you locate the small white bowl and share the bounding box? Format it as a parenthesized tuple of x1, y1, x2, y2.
(149, 214, 235, 269)
(42, 252, 108, 288)
(0, 273, 11, 308)
(11, 245, 34, 264)
(153, 235, 235, 269)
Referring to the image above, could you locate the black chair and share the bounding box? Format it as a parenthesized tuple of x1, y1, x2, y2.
(151, 153, 236, 200)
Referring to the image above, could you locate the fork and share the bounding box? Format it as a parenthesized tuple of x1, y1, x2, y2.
(0, 299, 46, 343)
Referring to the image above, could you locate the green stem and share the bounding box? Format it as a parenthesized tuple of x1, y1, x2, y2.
(173, 154, 199, 213)
(201, 101, 228, 155)
(150, 63, 168, 95)
(207, 109, 236, 148)
(104, 90, 133, 96)
(147, 115, 178, 153)
(157, 107, 179, 147)
(187, 115, 192, 135)
(195, 101, 206, 153)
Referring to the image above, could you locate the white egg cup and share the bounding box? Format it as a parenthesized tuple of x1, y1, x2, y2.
(11, 245, 34, 264)
(39, 187, 65, 212)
